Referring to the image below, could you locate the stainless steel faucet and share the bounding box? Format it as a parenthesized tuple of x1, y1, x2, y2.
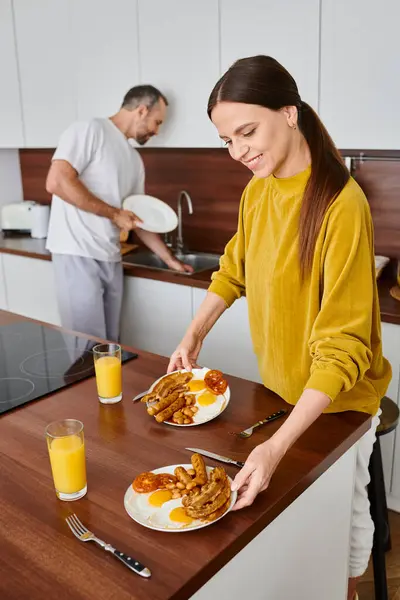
(176, 190, 193, 254)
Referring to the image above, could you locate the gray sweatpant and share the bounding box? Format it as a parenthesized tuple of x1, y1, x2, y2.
(52, 254, 123, 342)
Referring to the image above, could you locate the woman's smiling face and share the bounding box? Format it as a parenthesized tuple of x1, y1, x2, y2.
(211, 101, 297, 178)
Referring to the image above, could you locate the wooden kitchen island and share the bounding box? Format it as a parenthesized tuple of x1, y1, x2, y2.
(0, 311, 370, 600)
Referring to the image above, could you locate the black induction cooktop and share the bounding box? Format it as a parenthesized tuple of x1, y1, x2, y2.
(0, 321, 138, 415)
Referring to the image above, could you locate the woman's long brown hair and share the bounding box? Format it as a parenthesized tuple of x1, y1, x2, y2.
(207, 55, 349, 276)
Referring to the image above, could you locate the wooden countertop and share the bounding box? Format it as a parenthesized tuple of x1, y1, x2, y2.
(0, 310, 370, 600)
(1, 234, 399, 322)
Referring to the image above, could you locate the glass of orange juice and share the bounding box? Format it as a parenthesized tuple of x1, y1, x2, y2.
(93, 343, 122, 404)
(45, 419, 87, 501)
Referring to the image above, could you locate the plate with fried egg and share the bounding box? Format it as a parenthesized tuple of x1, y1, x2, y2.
(142, 367, 230, 427)
(124, 458, 236, 532)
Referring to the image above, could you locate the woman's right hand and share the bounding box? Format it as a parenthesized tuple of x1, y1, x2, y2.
(167, 332, 203, 373)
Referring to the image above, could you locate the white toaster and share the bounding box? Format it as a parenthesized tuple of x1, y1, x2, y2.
(1, 201, 36, 233)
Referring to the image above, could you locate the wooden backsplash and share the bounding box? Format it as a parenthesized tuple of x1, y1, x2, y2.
(19, 148, 400, 257)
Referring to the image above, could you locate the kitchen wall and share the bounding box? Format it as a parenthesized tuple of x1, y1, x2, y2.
(18, 148, 400, 258)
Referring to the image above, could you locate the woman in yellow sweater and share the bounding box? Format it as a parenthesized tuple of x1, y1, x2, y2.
(168, 56, 391, 599)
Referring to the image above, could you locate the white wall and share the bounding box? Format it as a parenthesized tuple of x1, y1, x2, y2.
(0, 149, 23, 207)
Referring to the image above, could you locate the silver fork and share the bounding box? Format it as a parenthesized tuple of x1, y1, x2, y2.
(235, 409, 287, 438)
(65, 513, 151, 578)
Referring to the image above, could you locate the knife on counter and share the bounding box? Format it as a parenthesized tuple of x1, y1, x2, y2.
(186, 447, 245, 468)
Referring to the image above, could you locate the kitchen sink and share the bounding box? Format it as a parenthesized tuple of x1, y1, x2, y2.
(122, 250, 221, 275)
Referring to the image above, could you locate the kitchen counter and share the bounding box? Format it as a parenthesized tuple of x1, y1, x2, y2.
(0, 310, 370, 600)
(1, 234, 399, 322)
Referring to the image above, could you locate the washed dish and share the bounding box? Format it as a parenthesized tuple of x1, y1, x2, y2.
(124, 453, 236, 532)
(141, 367, 230, 426)
(122, 194, 178, 233)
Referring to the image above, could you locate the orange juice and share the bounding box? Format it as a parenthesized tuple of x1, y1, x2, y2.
(94, 355, 122, 400)
(48, 434, 86, 495)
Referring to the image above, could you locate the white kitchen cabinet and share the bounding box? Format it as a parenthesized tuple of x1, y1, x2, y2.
(73, 0, 140, 121)
(0, 0, 24, 147)
(381, 322, 400, 511)
(220, 0, 320, 111)
(137, 0, 220, 147)
(2, 254, 60, 325)
(121, 277, 192, 357)
(320, 0, 400, 149)
(0, 255, 8, 310)
(13, 0, 76, 147)
(192, 288, 261, 383)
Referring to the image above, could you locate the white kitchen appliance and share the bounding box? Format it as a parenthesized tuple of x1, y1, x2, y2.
(1, 201, 36, 234)
(1, 201, 49, 237)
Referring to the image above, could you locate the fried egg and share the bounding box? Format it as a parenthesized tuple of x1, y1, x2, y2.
(197, 390, 217, 407)
(188, 379, 206, 393)
(134, 489, 172, 520)
(150, 498, 198, 529)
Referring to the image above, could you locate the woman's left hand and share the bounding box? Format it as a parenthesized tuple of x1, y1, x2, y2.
(231, 440, 285, 510)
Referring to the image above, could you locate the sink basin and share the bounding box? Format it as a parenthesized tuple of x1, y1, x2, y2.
(122, 250, 220, 275)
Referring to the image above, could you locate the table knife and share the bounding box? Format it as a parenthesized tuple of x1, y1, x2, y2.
(132, 389, 149, 402)
(186, 447, 245, 468)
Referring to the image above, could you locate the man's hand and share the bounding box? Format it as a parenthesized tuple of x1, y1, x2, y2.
(165, 256, 194, 273)
(113, 209, 142, 231)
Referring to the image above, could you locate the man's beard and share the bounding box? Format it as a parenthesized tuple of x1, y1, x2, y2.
(136, 132, 152, 145)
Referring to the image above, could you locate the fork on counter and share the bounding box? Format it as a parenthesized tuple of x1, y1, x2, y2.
(65, 513, 151, 578)
(234, 409, 287, 438)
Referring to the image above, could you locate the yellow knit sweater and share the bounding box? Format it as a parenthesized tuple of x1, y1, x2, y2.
(209, 167, 391, 416)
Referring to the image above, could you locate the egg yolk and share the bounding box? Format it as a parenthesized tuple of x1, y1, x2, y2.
(188, 379, 206, 392)
(169, 507, 194, 524)
(148, 490, 173, 507)
(197, 391, 217, 406)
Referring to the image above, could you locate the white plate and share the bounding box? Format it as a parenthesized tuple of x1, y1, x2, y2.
(124, 464, 236, 532)
(122, 194, 178, 233)
(147, 367, 230, 427)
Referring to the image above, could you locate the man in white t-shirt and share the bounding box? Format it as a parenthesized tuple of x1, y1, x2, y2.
(46, 85, 192, 342)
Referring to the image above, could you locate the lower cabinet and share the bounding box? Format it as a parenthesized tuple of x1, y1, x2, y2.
(0, 255, 7, 310)
(192, 288, 261, 383)
(2, 254, 60, 325)
(120, 276, 192, 358)
(381, 322, 400, 511)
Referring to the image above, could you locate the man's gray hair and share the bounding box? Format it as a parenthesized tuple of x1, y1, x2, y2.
(121, 85, 168, 111)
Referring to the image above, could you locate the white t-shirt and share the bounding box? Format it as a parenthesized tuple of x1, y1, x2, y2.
(46, 118, 145, 262)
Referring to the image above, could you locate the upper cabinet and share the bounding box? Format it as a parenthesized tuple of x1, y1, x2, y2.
(220, 0, 320, 111)
(4, 0, 399, 150)
(73, 0, 140, 121)
(320, 0, 400, 149)
(13, 0, 76, 147)
(137, 0, 220, 147)
(0, 0, 24, 147)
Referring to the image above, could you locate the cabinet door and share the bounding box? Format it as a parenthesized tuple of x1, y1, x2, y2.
(220, 0, 320, 110)
(13, 0, 76, 147)
(193, 289, 261, 383)
(0, 0, 24, 147)
(73, 0, 139, 121)
(320, 0, 399, 149)
(3, 254, 60, 325)
(0, 255, 8, 310)
(137, 0, 220, 147)
(121, 277, 192, 357)
(380, 322, 400, 496)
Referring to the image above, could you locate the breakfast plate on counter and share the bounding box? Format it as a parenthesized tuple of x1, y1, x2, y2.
(141, 367, 231, 427)
(124, 455, 236, 532)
